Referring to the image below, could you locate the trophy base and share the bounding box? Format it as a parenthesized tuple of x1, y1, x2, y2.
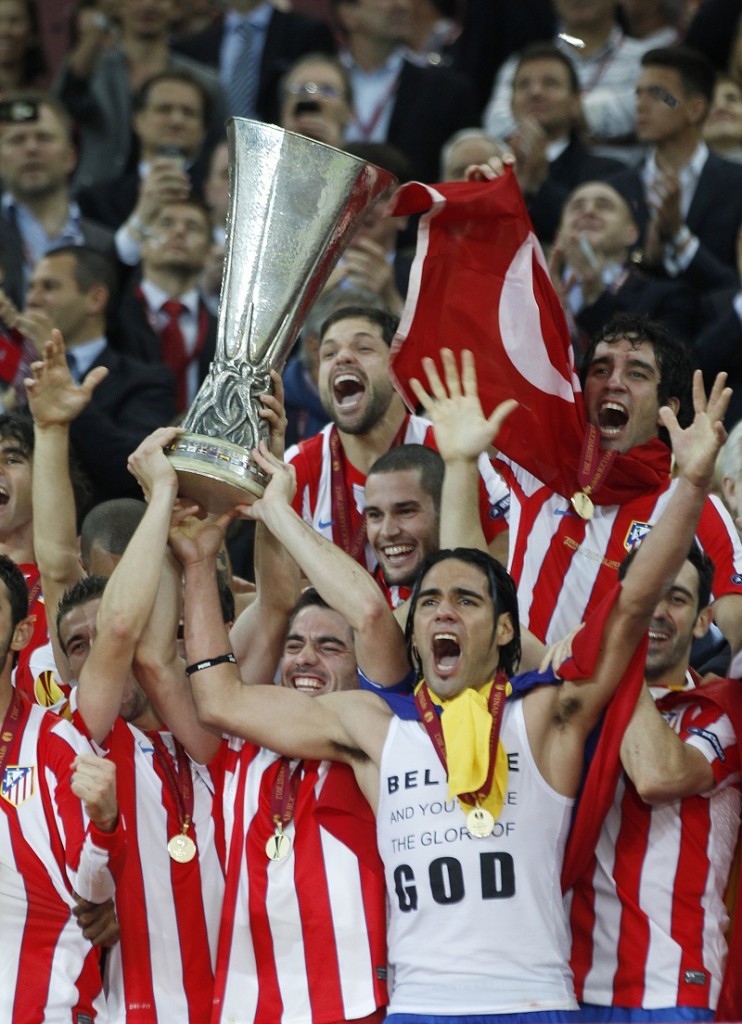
(167, 433, 267, 515)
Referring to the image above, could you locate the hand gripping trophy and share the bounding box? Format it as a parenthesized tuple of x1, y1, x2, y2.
(167, 119, 396, 513)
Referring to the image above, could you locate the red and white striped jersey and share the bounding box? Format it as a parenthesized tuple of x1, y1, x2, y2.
(214, 741, 387, 1024)
(74, 713, 226, 1024)
(0, 701, 125, 1023)
(286, 416, 509, 573)
(569, 679, 742, 1011)
(497, 459, 742, 645)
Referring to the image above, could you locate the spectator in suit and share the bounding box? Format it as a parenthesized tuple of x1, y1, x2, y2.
(609, 46, 742, 294)
(54, 0, 226, 192)
(0, 92, 115, 306)
(484, 0, 648, 145)
(279, 53, 353, 149)
(76, 69, 212, 264)
(113, 197, 216, 413)
(549, 180, 699, 358)
(692, 223, 742, 430)
(24, 244, 176, 503)
(501, 43, 626, 242)
(172, 0, 337, 126)
(330, 0, 480, 183)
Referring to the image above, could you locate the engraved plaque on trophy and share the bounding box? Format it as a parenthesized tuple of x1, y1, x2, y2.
(166, 119, 396, 513)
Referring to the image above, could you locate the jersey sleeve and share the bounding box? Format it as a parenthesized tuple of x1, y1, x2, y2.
(43, 718, 126, 902)
(697, 494, 742, 599)
(677, 703, 741, 790)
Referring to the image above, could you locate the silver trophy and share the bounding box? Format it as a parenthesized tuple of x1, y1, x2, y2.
(167, 119, 396, 513)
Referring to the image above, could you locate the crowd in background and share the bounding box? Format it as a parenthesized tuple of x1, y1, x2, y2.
(2, 3, 742, 1024)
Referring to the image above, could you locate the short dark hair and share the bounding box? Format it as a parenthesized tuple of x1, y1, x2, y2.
(286, 588, 353, 647)
(132, 68, 211, 124)
(580, 314, 694, 433)
(80, 499, 147, 571)
(288, 587, 331, 631)
(0, 554, 28, 628)
(367, 444, 444, 516)
(405, 548, 521, 679)
(618, 540, 714, 613)
(641, 46, 716, 104)
(514, 42, 580, 95)
(56, 575, 107, 653)
(320, 306, 399, 346)
(44, 244, 118, 309)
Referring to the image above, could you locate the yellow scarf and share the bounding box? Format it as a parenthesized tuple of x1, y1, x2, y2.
(419, 678, 512, 821)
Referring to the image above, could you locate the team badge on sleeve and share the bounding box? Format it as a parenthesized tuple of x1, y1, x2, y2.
(624, 520, 652, 552)
(2, 765, 35, 806)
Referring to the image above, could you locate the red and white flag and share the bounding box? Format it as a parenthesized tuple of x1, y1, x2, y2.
(389, 171, 670, 502)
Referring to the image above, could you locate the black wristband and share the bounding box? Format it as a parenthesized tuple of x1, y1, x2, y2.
(185, 653, 237, 677)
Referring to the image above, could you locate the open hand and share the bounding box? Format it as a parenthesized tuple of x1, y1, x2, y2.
(660, 370, 731, 490)
(410, 348, 517, 462)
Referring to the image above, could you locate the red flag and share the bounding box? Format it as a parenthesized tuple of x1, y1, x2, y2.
(389, 170, 670, 502)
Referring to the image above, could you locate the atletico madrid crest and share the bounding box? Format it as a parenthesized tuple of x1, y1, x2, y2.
(624, 520, 652, 552)
(1, 765, 35, 806)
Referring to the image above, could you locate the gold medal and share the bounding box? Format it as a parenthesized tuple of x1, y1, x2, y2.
(265, 830, 292, 861)
(167, 832, 197, 863)
(466, 805, 495, 838)
(570, 490, 595, 520)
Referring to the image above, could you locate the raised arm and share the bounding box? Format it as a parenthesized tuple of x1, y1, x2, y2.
(76, 428, 184, 744)
(228, 375, 302, 683)
(410, 348, 516, 552)
(175, 505, 388, 772)
(28, 331, 109, 680)
(133, 535, 222, 765)
(533, 371, 731, 793)
(241, 445, 410, 687)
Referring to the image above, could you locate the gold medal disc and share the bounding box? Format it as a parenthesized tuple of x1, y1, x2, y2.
(265, 831, 292, 861)
(466, 806, 495, 838)
(168, 832, 197, 863)
(570, 491, 595, 520)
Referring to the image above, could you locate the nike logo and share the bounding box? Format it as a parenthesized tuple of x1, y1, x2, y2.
(554, 508, 578, 517)
(318, 519, 335, 529)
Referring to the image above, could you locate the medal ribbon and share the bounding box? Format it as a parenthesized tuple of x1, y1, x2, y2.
(414, 671, 508, 812)
(0, 689, 26, 788)
(149, 733, 194, 838)
(329, 418, 408, 560)
(353, 71, 401, 140)
(575, 423, 617, 503)
(270, 757, 304, 833)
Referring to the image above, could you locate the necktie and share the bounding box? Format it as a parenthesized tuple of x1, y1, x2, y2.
(228, 20, 261, 119)
(160, 299, 189, 411)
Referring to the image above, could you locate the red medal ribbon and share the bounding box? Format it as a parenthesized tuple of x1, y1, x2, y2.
(0, 688, 27, 780)
(270, 757, 304, 832)
(414, 671, 509, 809)
(149, 732, 195, 837)
(329, 417, 408, 560)
(353, 71, 402, 141)
(576, 423, 617, 500)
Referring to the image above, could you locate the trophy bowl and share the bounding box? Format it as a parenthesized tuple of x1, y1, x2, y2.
(167, 119, 397, 514)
